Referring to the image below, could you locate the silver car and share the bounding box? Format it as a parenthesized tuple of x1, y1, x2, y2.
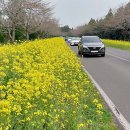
(70, 37, 81, 46)
(78, 36, 105, 57)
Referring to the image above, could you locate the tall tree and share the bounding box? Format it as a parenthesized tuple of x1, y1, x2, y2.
(105, 8, 113, 20)
(0, 0, 60, 42)
(0, 0, 25, 42)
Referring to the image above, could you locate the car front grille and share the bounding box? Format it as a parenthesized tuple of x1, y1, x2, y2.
(88, 47, 101, 50)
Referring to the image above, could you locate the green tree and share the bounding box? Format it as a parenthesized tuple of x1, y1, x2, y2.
(61, 25, 71, 33)
(105, 8, 113, 20)
(88, 18, 96, 25)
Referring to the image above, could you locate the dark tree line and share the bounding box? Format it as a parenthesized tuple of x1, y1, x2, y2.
(72, 2, 130, 40)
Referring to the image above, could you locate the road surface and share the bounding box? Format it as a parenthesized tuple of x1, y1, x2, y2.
(70, 45, 130, 127)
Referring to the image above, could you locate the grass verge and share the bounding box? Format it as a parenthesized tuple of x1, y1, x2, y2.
(0, 38, 117, 130)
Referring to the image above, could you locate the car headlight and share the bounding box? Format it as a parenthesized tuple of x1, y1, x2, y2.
(83, 45, 90, 52)
(100, 45, 105, 52)
(100, 48, 105, 52)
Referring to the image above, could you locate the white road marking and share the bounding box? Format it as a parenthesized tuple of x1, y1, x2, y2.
(107, 53, 130, 63)
(83, 67, 130, 130)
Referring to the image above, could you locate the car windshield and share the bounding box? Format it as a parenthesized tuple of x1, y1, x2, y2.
(82, 37, 101, 43)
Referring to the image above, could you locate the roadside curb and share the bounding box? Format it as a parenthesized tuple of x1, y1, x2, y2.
(83, 67, 130, 130)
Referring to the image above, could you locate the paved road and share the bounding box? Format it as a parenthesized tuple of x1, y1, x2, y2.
(70, 45, 130, 125)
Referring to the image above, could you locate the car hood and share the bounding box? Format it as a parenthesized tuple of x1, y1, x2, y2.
(83, 42, 103, 47)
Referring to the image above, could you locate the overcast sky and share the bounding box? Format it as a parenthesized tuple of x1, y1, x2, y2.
(45, 0, 130, 28)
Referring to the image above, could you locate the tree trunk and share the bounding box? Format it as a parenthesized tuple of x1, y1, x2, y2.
(7, 28, 13, 43)
(12, 25, 15, 43)
(26, 24, 29, 40)
(26, 31, 29, 40)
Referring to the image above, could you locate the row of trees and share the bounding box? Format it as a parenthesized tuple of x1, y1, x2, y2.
(72, 2, 130, 40)
(1, 1, 129, 42)
(0, 0, 61, 43)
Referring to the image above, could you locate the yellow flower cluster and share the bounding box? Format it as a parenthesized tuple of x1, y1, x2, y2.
(0, 38, 116, 130)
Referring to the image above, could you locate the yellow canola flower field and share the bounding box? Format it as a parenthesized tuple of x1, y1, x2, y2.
(0, 38, 116, 130)
(102, 39, 130, 51)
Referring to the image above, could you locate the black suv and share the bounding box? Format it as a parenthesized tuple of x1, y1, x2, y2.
(78, 36, 105, 57)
